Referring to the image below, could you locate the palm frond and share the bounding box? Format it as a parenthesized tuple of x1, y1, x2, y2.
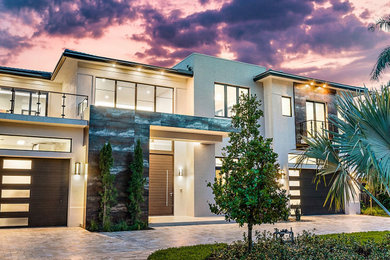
(373, 15, 390, 32)
(371, 46, 390, 80)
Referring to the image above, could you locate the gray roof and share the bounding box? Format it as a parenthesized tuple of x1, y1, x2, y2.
(0, 66, 52, 80)
(62, 49, 193, 77)
(254, 69, 364, 91)
(0, 49, 193, 81)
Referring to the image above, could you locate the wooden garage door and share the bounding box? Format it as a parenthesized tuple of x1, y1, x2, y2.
(0, 158, 69, 227)
(297, 169, 340, 215)
(149, 154, 174, 216)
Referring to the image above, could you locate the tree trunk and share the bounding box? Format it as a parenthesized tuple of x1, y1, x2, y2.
(247, 223, 253, 253)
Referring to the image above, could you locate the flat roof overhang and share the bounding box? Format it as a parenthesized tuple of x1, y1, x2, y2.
(54, 49, 193, 79)
(0, 113, 88, 128)
(254, 69, 364, 92)
(150, 125, 229, 144)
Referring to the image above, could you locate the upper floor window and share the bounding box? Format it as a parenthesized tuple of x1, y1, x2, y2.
(281, 96, 292, 117)
(95, 78, 173, 113)
(215, 84, 249, 117)
(306, 101, 326, 136)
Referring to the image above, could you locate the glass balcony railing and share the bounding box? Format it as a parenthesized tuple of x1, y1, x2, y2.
(296, 120, 336, 147)
(0, 87, 88, 120)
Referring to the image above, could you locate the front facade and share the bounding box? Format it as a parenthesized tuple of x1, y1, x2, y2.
(0, 50, 361, 228)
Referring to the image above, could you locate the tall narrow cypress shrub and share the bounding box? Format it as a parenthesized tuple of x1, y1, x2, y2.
(128, 140, 146, 228)
(99, 142, 117, 231)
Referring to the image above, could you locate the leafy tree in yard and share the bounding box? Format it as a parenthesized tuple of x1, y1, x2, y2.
(208, 93, 289, 252)
(128, 140, 147, 228)
(99, 142, 117, 231)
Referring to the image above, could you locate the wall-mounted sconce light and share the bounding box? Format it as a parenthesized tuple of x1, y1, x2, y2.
(178, 168, 184, 176)
(279, 169, 285, 185)
(74, 162, 81, 175)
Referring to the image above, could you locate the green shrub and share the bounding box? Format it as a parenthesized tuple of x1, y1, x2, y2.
(362, 206, 389, 217)
(88, 219, 99, 232)
(209, 231, 390, 259)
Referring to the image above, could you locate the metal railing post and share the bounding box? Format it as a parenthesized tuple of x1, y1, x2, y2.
(9, 88, 15, 114)
(61, 94, 66, 118)
(36, 91, 41, 116)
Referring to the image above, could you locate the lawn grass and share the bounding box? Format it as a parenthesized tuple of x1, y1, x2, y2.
(322, 230, 390, 242)
(148, 243, 227, 260)
(147, 231, 390, 260)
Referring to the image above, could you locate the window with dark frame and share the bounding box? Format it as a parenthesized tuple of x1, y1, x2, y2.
(214, 84, 249, 118)
(281, 96, 292, 117)
(95, 77, 173, 113)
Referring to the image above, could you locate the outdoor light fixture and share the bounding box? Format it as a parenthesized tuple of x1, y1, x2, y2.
(279, 169, 286, 185)
(178, 168, 184, 176)
(310, 81, 314, 85)
(323, 84, 327, 88)
(74, 162, 81, 175)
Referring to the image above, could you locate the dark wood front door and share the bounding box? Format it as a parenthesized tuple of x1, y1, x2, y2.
(149, 154, 174, 216)
(0, 157, 69, 227)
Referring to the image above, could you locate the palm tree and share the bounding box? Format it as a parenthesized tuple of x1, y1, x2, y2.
(370, 15, 390, 80)
(297, 86, 390, 216)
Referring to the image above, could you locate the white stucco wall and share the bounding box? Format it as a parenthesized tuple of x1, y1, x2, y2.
(194, 143, 216, 216)
(174, 141, 195, 216)
(262, 78, 296, 177)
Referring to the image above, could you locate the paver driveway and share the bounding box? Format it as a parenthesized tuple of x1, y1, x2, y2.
(1, 215, 390, 260)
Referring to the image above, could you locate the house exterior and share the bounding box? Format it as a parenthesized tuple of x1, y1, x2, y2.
(0, 50, 361, 228)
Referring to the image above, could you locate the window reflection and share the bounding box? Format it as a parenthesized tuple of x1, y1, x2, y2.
(95, 78, 174, 113)
(215, 84, 249, 117)
(116, 81, 135, 109)
(95, 78, 115, 107)
(137, 84, 155, 111)
(156, 87, 173, 113)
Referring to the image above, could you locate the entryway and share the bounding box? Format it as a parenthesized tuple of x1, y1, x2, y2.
(0, 157, 69, 227)
(149, 154, 174, 216)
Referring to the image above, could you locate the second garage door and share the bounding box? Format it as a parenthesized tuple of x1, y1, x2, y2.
(0, 157, 69, 227)
(289, 169, 342, 215)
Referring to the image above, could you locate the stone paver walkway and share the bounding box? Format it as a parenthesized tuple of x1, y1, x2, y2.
(1, 215, 390, 259)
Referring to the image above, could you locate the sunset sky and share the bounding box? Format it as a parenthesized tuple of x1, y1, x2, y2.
(0, 0, 389, 88)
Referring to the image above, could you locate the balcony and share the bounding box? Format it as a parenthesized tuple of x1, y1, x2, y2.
(0, 87, 89, 121)
(296, 120, 336, 148)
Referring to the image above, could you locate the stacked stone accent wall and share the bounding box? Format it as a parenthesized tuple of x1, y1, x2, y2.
(86, 106, 233, 227)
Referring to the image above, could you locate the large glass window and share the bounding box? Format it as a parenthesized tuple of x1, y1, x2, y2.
(116, 81, 135, 109)
(95, 78, 115, 107)
(215, 84, 249, 117)
(95, 78, 174, 113)
(137, 84, 155, 111)
(156, 87, 173, 113)
(215, 84, 225, 117)
(306, 101, 326, 136)
(0, 135, 71, 152)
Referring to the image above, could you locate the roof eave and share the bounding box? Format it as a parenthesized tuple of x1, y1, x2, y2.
(62, 50, 193, 78)
(254, 70, 363, 91)
(0, 67, 52, 80)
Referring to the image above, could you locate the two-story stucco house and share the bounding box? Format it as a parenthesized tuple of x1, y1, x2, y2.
(0, 50, 361, 228)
